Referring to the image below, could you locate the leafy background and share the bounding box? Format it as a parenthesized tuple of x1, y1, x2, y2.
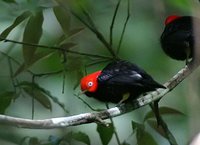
(0, 0, 199, 145)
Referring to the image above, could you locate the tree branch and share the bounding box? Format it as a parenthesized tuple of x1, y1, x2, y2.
(0, 61, 198, 129)
(110, 0, 122, 47)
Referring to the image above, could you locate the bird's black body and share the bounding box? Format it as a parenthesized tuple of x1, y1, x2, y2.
(85, 60, 165, 103)
(160, 16, 200, 61)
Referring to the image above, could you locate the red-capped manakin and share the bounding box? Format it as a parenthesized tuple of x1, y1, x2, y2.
(160, 15, 200, 64)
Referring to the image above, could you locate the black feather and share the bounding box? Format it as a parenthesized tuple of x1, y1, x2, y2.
(160, 16, 200, 61)
(85, 60, 165, 103)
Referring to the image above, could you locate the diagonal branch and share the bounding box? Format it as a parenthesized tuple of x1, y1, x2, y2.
(70, 10, 117, 59)
(0, 37, 112, 59)
(117, 0, 130, 54)
(0, 61, 198, 129)
(110, 0, 122, 47)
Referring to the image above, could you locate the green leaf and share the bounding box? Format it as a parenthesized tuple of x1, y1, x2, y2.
(60, 42, 77, 50)
(23, 10, 43, 64)
(23, 87, 52, 110)
(122, 142, 130, 145)
(29, 137, 40, 145)
(14, 51, 54, 77)
(19, 82, 52, 110)
(97, 123, 114, 145)
(57, 38, 77, 50)
(55, 28, 84, 46)
(64, 55, 83, 71)
(147, 120, 167, 139)
(136, 126, 158, 145)
(13, 63, 27, 77)
(73, 70, 84, 90)
(68, 27, 84, 38)
(38, 0, 57, 8)
(18, 81, 68, 113)
(167, 0, 191, 11)
(19, 136, 30, 145)
(144, 106, 185, 121)
(48, 135, 62, 145)
(72, 132, 90, 145)
(132, 121, 141, 131)
(0, 91, 15, 114)
(0, 11, 31, 38)
(2, 0, 16, 4)
(53, 6, 70, 34)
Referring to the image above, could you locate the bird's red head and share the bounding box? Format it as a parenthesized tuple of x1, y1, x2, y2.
(80, 71, 102, 93)
(165, 15, 181, 25)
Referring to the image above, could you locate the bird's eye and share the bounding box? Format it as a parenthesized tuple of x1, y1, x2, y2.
(87, 81, 93, 87)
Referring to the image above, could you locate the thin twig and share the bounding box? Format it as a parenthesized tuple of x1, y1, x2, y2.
(150, 104, 178, 145)
(34, 70, 63, 77)
(159, 116, 178, 145)
(0, 50, 35, 77)
(52, 0, 118, 57)
(74, 93, 103, 111)
(7, 58, 17, 93)
(70, 10, 117, 59)
(62, 71, 66, 94)
(110, 0, 122, 47)
(106, 104, 121, 145)
(85, 59, 110, 68)
(80, 6, 97, 30)
(0, 37, 112, 59)
(117, 0, 130, 54)
(31, 75, 35, 120)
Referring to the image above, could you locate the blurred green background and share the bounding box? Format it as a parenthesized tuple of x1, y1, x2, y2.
(0, 0, 200, 145)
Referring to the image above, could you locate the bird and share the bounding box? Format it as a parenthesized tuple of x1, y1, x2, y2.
(80, 60, 165, 104)
(160, 15, 200, 64)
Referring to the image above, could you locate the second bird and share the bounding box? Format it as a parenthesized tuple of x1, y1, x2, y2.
(160, 15, 200, 64)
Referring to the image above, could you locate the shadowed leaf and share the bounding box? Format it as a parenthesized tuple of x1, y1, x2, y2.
(14, 51, 54, 77)
(53, 6, 70, 34)
(63, 55, 83, 72)
(48, 135, 62, 145)
(147, 120, 167, 139)
(2, 0, 16, 3)
(73, 70, 84, 90)
(122, 142, 130, 145)
(29, 137, 40, 145)
(23, 10, 43, 64)
(132, 121, 141, 132)
(0, 11, 31, 38)
(14, 63, 27, 77)
(18, 81, 68, 113)
(23, 87, 52, 111)
(72, 132, 91, 145)
(144, 106, 185, 121)
(19, 81, 52, 110)
(60, 42, 77, 50)
(0, 91, 15, 114)
(97, 123, 114, 145)
(136, 125, 158, 145)
(68, 27, 85, 38)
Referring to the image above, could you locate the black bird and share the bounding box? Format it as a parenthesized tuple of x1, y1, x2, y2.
(80, 60, 165, 103)
(160, 15, 200, 64)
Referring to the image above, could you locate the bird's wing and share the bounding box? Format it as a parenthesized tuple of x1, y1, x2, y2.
(98, 60, 164, 89)
(99, 70, 143, 86)
(98, 60, 144, 86)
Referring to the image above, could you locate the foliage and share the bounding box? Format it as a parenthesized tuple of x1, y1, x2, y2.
(0, 0, 197, 145)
